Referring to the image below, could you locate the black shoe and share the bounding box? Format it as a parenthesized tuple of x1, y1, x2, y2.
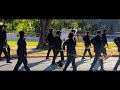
(57, 61, 63, 67)
(82, 57, 85, 59)
(100, 69, 105, 71)
(46, 58, 49, 60)
(6, 61, 12, 63)
(113, 68, 117, 71)
(75, 57, 78, 58)
(10, 58, 13, 60)
(63, 69, 66, 71)
(89, 68, 93, 71)
(90, 56, 93, 58)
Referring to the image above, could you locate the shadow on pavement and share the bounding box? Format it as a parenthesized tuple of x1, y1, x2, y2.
(92, 61, 100, 71)
(0, 63, 11, 67)
(27, 48, 46, 55)
(44, 64, 58, 71)
(92, 60, 108, 71)
(69, 58, 84, 69)
(0, 58, 16, 62)
(75, 58, 84, 67)
(19, 59, 48, 71)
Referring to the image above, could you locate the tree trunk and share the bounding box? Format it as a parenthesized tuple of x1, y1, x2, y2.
(36, 19, 52, 49)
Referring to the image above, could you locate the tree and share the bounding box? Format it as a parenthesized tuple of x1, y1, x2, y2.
(36, 19, 52, 49)
(36, 19, 80, 49)
(51, 19, 66, 30)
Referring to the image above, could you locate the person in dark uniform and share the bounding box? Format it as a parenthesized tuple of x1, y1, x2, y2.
(46, 28, 55, 60)
(82, 31, 93, 59)
(71, 30, 77, 58)
(13, 31, 30, 71)
(113, 37, 120, 71)
(89, 30, 105, 71)
(102, 29, 108, 56)
(52, 31, 64, 64)
(0, 25, 11, 63)
(63, 33, 77, 71)
(0, 26, 3, 60)
(1, 25, 11, 59)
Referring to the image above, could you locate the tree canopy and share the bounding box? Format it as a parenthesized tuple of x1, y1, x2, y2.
(0, 19, 120, 36)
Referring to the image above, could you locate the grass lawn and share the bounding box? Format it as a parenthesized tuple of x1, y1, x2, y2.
(7, 41, 117, 47)
(76, 42, 117, 47)
(8, 41, 38, 46)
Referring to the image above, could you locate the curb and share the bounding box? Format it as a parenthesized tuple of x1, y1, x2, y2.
(1, 55, 119, 58)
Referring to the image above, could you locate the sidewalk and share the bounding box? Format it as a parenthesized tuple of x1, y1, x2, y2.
(0, 57, 119, 71)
